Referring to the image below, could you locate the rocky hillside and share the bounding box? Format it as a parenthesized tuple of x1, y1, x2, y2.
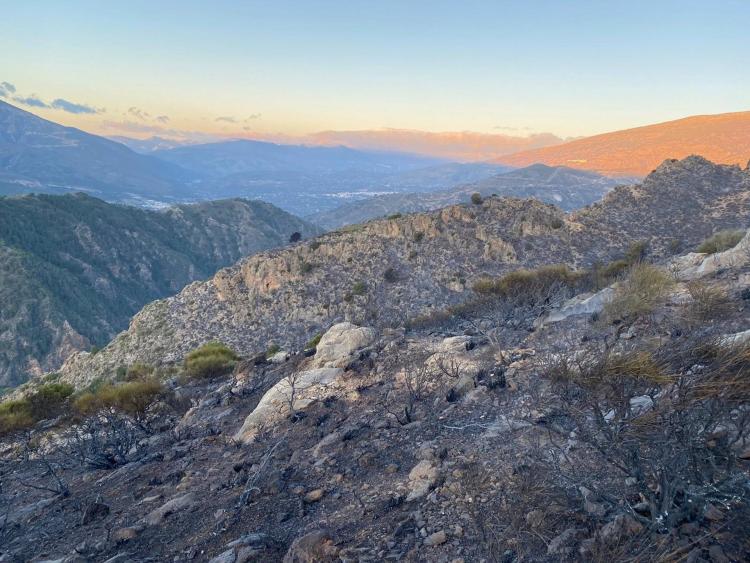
(0, 194, 320, 388)
(494, 110, 750, 177)
(3, 219, 750, 562)
(57, 156, 750, 388)
(309, 164, 624, 229)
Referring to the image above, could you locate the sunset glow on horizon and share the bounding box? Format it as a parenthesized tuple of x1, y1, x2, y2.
(2, 0, 748, 157)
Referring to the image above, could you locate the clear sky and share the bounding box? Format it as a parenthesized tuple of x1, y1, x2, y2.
(1, 0, 748, 141)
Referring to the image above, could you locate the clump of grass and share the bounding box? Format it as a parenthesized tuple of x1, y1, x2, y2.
(603, 263, 675, 321)
(473, 264, 585, 304)
(184, 341, 239, 380)
(387, 213, 402, 220)
(696, 230, 745, 254)
(685, 281, 732, 323)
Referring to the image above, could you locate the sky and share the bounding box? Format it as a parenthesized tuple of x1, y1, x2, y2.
(1, 0, 748, 146)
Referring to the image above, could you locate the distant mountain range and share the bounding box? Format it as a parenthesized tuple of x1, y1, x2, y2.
(494, 111, 750, 177)
(0, 193, 320, 387)
(0, 101, 191, 206)
(308, 164, 625, 229)
(107, 135, 193, 153)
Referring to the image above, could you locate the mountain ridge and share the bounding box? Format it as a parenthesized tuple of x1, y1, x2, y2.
(493, 110, 750, 177)
(55, 156, 750, 388)
(0, 193, 320, 387)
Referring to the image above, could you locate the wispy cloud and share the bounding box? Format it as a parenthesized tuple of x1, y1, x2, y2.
(155, 115, 170, 124)
(216, 113, 262, 124)
(13, 95, 50, 108)
(0, 81, 16, 98)
(51, 98, 100, 114)
(215, 116, 238, 123)
(245, 113, 262, 121)
(128, 106, 150, 120)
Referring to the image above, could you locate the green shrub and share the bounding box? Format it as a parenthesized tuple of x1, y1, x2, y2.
(603, 263, 675, 321)
(0, 382, 74, 435)
(299, 261, 314, 274)
(266, 343, 281, 358)
(384, 267, 398, 283)
(471, 192, 483, 205)
(387, 213, 402, 220)
(0, 398, 34, 436)
(625, 240, 648, 264)
(696, 230, 745, 254)
(549, 217, 564, 229)
(27, 383, 74, 419)
(352, 281, 367, 296)
(305, 332, 323, 350)
(309, 240, 322, 251)
(124, 363, 155, 381)
(74, 378, 164, 418)
(413, 231, 424, 243)
(184, 342, 239, 380)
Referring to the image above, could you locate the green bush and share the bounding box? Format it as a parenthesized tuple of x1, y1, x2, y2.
(124, 362, 155, 381)
(0, 382, 74, 435)
(184, 342, 239, 380)
(352, 281, 367, 296)
(413, 231, 424, 243)
(305, 332, 323, 350)
(387, 213, 402, 220)
(299, 260, 314, 274)
(0, 398, 34, 436)
(696, 230, 745, 254)
(603, 263, 675, 321)
(27, 382, 74, 419)
(625, 240, 648, 264)
(471, 192, 483, 205)
(74, 378, 164, 418)
(266, 343, 281, 358)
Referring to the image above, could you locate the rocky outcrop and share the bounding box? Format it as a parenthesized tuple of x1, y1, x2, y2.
(312, 322, 376, 368)
(55, 157, 750, 388)
(673, 229, 750, 280)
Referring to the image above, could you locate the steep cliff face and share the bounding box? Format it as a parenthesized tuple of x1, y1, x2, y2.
(56, 157, 750, 387)
(0, 194, 320, 387)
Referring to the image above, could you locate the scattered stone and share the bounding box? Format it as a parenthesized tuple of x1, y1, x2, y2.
(304, 489, 324, 503)
(406, 460, 439, 501)
(423, 530, 447, 546)
(143, 493, 196, 526)
(547, 528, 583, 555)
(283, 530, 338, 562)
(81, 501, 110, 525)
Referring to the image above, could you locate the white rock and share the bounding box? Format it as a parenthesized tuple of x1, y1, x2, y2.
(234, 368, 343, 443)
(536, 287, 615, 327)
(268, 350, 290, 364)
(312, 322, 376, 368)
(407, 460, 439, 501)
(674, 229, 750, 280)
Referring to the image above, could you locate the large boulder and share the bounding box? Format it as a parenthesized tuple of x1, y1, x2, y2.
(312, 322, 376, 368)
(674, 229, 750, 280)
(234, 368, 343, 443)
